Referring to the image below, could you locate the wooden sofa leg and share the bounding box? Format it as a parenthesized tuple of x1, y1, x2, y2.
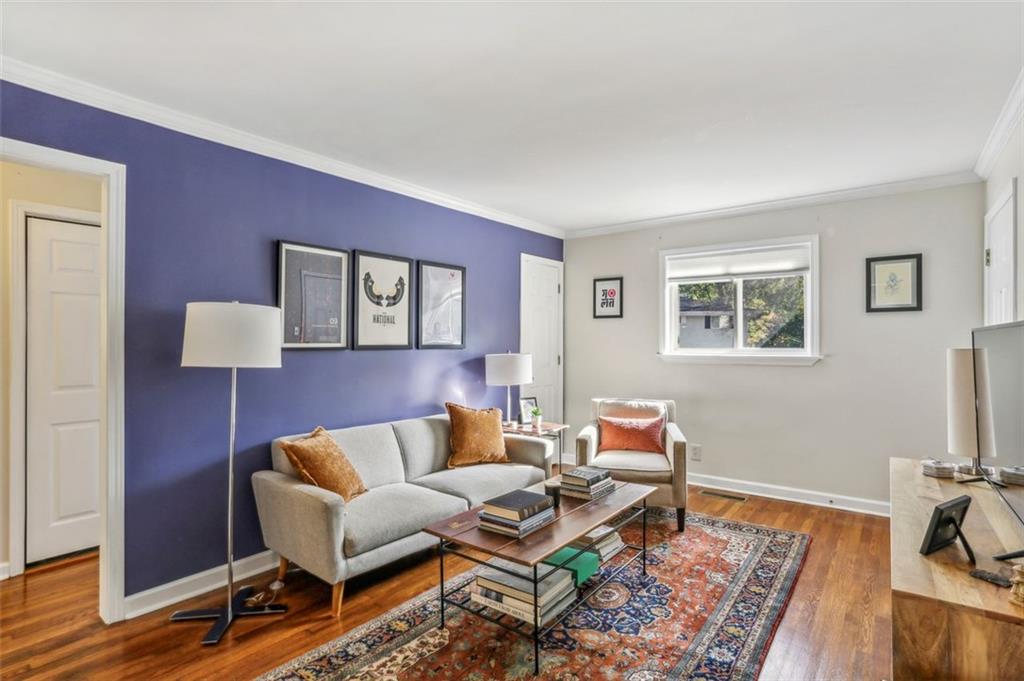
(276, 557, 289, 582)
(676, 508, 686, 532)
(332, 582, 345, 618)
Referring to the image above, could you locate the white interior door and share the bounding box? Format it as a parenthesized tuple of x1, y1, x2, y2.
(520, 254, 564, 426)
(26, 216, 102, 563)
(985, 179, 1017, 326)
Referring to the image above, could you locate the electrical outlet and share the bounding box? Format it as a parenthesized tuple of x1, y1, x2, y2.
(690, 444, 702, 462)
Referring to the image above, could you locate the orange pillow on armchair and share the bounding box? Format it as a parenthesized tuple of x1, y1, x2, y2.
(598, 416, 666, 454)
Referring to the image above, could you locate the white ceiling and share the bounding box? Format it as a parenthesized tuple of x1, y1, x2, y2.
(1, 2, 1021, 235)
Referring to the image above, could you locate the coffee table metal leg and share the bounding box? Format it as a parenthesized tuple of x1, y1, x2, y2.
(439, 539, 445, 629)
(642, 499, 647, 575)
(533, 563, 540, 675)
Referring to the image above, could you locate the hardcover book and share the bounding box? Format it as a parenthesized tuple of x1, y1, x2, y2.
(470, 587, 577, 625)
(476, 558, 574, 606)
(561, 465, 611, 487)
(542, 547, 600, 586)
(482, 489, 554, 521)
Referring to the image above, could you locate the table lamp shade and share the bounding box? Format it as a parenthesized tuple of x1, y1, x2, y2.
(485, 353, 532, 386)
(946, 348, 995, 459)
(182, 302, 282, 368)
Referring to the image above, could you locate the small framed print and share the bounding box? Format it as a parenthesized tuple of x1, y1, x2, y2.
(353, 250, 413, 349)
(866, 254, 922, 312)
(417, 260, 466, 349)
(593, 276, 623, 318)
(278, 241, 349, 349)
(518, 396, 538, 424)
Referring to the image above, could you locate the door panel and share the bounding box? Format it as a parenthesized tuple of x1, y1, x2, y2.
(27, 216, 102, 563)
(520, 255, 564, 431)
(985, 180, 1017, 326)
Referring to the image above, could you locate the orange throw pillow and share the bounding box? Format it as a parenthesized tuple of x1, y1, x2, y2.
(279, 426, 367, 502)
(598, 416, 666, 454)
(446, 402, 508, 468)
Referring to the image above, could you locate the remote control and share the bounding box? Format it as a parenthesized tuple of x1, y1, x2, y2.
(969, 569, 1012, 588)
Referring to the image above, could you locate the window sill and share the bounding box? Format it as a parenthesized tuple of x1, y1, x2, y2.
(658, 352, 823, 366)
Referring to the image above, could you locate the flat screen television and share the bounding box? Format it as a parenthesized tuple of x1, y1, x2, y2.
(972, 320, 1024, 560)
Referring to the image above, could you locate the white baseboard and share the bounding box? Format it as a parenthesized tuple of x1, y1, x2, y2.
(688, 473, 890, 517)
(0, 561, 9, 580)
(123, 550, 278, 619)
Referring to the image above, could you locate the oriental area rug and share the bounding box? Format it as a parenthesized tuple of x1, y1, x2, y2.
(258, 509, 810, 681)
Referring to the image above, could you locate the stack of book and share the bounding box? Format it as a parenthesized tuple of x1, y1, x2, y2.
(471, 558, 578, 626)
(1000, 467, 1024, 486)
(921, 458, 956, 479)
(561, 466, 615, 500)
(478, 490, 555, 538)
(569, 525, 625, 562)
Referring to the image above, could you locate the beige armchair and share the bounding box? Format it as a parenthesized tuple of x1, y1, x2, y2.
(576, 398, 687, 531)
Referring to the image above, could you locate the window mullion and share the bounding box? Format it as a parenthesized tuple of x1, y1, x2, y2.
(735, 278, 744, 350)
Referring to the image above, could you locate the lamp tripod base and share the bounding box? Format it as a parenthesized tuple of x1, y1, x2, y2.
(170, 586, 287, 645)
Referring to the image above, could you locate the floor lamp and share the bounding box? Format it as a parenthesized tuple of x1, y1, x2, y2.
(171, 301, 287, 644)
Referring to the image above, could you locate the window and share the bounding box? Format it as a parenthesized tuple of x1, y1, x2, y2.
(660, 236, 820, 365)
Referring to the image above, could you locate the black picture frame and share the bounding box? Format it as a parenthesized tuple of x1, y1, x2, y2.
(518, 396, 538, 424)
(417, 260, 466, 349)
(593, 276, 623, 318)
(919, 495, 975, 564)
(352, 250, 414, 350)
(866, 253, 923, 312)
(278, 240, 349, 349)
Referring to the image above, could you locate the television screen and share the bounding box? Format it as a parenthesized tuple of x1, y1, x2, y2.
(972, 321, 1024, 527)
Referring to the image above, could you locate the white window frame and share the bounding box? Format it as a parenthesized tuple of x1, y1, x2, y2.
(658, 235, 821, 366)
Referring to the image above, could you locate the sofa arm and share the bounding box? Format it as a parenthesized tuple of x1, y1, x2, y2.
(576, 424, 598, 467)
(504, 434, 555, 476)
(666, 422, 688, 508)
(251, 470, 347, 584)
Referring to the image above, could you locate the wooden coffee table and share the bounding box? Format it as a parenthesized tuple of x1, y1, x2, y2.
(423, 479, 656, 675)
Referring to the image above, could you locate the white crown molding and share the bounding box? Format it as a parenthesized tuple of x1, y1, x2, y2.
(689, 473, 890, 517)
(975, 68, 1024, 180)
(0, 58, 564, 239)
(567, 170, 981, 239)
(123, 550, 278, 619)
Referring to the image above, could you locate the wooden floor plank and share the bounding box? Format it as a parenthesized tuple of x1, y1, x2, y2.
(0, 486, 891, 680)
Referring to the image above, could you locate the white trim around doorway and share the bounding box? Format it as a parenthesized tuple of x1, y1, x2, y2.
(1, 137, 127, 624)
(519, 253, 565, 459)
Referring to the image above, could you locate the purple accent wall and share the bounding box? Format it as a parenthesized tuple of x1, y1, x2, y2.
(1, 81, 562, 595)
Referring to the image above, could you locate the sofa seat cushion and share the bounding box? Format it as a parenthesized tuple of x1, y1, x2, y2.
(592, 451, 673, 484)
(343, 483, 467, 557)
(412, 463, 545, 507)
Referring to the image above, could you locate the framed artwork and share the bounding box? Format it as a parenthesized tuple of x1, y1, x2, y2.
(518, 396, 538, 424)
(866, 254, 922, 312)
(417, 260, 466, 349)
(593, 276, 623, 318)
(353, 250, 413, 349)
(278, 241, 348, 348)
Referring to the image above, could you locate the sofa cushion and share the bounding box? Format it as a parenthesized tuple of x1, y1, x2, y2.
(279, 426, 367, 501)
(343, 483, 467, 557)
(273, 422, 405, 489)
(412, 463, 545, 507)
(445, 402, 508, 468)
(592, 451, 673, 484)
(392, 414, 452, 480)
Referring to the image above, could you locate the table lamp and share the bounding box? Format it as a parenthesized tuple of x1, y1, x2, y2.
(485, 352, 532, 425)
(947, 348, 995, 479)
(171, 301, 287, 644)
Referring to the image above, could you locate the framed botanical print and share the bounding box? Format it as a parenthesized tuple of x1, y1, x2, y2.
(518, 396, 538, 424)
(278, 241, 349, 348)
(593, 276, 623, 318)
(417, 260, 466, 349)
(353, 250, 413, 349)
(866, 254, 922, 312)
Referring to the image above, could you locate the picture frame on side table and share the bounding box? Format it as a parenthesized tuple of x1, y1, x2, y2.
(518, 396, 538, 424)
(278, 241, 349, 349)
(866, 254, 922, 312)
(353, 250, 413, 349)
(593, 276, 623, 318)
(417, 260, 466, 349)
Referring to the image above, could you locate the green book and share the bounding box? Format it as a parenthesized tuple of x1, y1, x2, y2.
(543, 547, 600, 587)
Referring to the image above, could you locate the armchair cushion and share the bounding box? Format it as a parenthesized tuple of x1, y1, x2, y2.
(598, 416, 666, 454)
(343, 482, 467, 557)
(591, 451, 673, 483)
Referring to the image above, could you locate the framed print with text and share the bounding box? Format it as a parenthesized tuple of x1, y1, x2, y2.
(353, 250, 413, 349)
(278, 241, 348, 348)
(593, 276, 623, 318)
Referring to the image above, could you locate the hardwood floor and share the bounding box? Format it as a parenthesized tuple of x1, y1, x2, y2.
(0, 487, 891, 680)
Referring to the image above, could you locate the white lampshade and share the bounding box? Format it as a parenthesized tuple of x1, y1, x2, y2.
(485, 353, 532, 386)
(182, 302, 282, 368)
(947, 348, 996, 459)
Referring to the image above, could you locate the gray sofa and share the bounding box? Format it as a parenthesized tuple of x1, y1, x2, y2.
(251, 414, 553, 616)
